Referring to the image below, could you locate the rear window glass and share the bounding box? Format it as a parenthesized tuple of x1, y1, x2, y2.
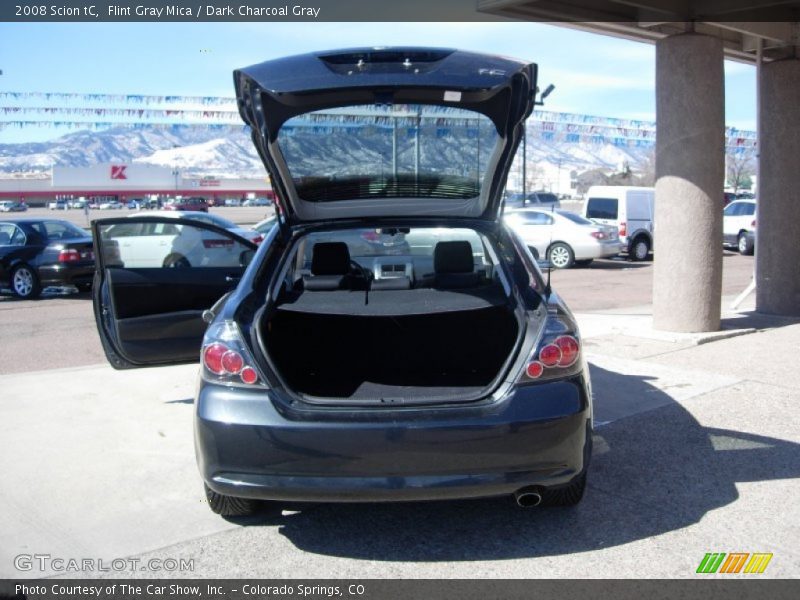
(29, 221, 88, 240)
(277, 104, 499, 202)
(300, 227, 486, 262)
(586, 197, 618, 220)
(558, 211, 593, 225)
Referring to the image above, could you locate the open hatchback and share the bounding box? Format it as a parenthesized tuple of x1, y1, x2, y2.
(91, 48, 592, 515)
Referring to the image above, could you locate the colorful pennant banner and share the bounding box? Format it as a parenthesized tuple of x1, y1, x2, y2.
(0, 91, 757, 151)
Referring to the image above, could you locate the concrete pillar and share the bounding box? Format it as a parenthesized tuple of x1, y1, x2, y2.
(653, 33, 725, 332)
(756, 58, 800, 316)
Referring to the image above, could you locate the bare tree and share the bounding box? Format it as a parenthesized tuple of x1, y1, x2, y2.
(638, 148, 656, 186)
(726, 148, 756, 194)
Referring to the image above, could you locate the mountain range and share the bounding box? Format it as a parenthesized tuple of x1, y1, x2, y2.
(0, 126, 653, 180)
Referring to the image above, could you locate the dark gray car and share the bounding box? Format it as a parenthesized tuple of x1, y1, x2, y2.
(91, 48, 593, 516)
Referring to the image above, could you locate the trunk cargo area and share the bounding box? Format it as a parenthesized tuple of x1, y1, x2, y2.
(263, 289, 519, 402)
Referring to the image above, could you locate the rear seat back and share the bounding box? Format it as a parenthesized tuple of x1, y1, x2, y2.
(433, 241, 480, 289)
(303, 242, 352, 291)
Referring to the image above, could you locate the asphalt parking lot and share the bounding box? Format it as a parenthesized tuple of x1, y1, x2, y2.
(2, 206, 798, 579)
(0, 206, 756, 374)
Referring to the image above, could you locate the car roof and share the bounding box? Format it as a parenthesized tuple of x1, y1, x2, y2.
(1, 218, 74, 224)
(129, 210, 240, 226)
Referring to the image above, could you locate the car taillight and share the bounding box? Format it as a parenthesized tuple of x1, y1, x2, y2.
(751, 220, 757, 228)
(58, 249, 80, 263)
(519, 314, 583, 383)
(201, 321, 267, 388)
(361, 231, 380, 242)
(252, 235, 264, 245)
(590, 231, 607, 240)
(618, 222, 627, 237)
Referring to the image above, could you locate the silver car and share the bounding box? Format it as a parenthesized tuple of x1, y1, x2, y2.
(504, 208, 622, 268)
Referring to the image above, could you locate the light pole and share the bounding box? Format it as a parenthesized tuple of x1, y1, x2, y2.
(172, 145, 179, 195)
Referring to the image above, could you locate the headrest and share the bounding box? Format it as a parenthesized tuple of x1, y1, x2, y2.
(311, 242, 351, 276)
(434, 241, 474, 274)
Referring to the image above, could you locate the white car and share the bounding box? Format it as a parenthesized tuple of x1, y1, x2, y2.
(128, 210, 264, 245)
(101, 217, 255, 269)
(723, 199, 756, 255)
(243, 197, 271, 207)
(584, 186, 654, 261)
(98, 201, 124, 210)
(504, 208, 622, 268)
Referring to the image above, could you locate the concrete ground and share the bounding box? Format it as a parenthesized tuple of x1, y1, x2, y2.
(2, 292, 798, 579)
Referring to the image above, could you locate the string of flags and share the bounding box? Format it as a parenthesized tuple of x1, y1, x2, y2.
(0, 91, 757, 150)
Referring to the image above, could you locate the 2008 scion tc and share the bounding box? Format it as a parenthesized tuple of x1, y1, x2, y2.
(91, 48, 593, 516)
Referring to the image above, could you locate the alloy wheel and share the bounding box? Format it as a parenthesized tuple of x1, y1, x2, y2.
(550, 246, 571, 268)
(13, 268, 34, 297)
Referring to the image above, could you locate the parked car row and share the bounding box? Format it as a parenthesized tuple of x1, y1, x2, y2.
(0, 201, 28, 212)
(0, 209, 269, 298)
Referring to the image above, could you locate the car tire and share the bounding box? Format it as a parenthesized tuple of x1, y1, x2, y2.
(547, 243, 575, 269)
(163, 254, 191, 268)
(738, 232, 754, 255)
(527, 246, 540, 260)
(204, 484, 261, 517)
(542, 471, 587, 507)
(11, 264, 42, 299)
(629, 236, 650, 261)
(77, 282, 92, 292)
(574, 259, 593, 267)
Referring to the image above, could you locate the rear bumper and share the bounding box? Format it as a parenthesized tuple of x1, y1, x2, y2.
(38, 264, 94, 287)
(574, 241, 623, 260)
(195, 377, 592, 502)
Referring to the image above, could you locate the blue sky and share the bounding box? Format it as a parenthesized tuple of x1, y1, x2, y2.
(0, 21, 757, 143)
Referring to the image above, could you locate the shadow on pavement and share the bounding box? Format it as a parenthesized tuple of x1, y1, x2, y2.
(0, 287, 92, 302)
(581, 259, 651, 270)
(722, 310, 800, 332)
(230, 365, 800, 562)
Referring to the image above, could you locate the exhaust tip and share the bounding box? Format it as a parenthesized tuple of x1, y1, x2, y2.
(514, 487, 544, 507)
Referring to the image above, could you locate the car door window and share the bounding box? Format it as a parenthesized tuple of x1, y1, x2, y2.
(523, 212, 554, 225)
(98, 220, 253, 269)
(0, 223, 26, 246)
(741, 203, 756, 216)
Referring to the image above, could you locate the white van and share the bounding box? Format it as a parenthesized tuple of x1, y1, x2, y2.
(583, 186, 655, 261)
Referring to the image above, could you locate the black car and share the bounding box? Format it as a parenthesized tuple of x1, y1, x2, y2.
(0, 219, 95, 298)
(91, 48, 593, 516)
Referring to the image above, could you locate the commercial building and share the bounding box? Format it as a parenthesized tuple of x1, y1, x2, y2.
(0, 163, 270, 206)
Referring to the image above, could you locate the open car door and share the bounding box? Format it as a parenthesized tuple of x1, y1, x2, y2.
(91, 217, 257, 369)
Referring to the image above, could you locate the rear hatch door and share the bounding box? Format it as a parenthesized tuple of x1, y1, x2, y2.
(235, 47, 537, 225)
